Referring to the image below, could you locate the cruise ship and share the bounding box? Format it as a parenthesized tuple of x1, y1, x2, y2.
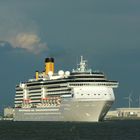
(14, 56, 118, 122)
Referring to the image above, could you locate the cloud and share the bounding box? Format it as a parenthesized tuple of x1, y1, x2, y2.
(0, 2, 47, 54)
(8, 32, 47, 54)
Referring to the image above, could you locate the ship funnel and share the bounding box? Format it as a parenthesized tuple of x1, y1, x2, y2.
(45, 57, 54, 75)
(35, 71, 39, 80)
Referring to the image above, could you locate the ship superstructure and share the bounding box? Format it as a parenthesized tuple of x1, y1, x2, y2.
(14, 56, 118, 122)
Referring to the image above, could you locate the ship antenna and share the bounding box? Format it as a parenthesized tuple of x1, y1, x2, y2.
(73, 56, 89, 72)
(81, 56, 83, 63)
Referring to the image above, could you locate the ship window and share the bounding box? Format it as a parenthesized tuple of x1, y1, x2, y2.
(105, 94, 107, 96)
(88, 94, 90, 96)
(94, 94, 96, 95)
(81, 94, 83, 96)
(98, 94, 100, 96)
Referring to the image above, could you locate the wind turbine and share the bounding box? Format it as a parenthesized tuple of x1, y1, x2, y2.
(124, 94, 133, 108)
(136, 95, 140, 108)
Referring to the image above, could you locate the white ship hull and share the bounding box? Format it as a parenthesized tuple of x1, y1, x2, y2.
(14, 99, 114, 122)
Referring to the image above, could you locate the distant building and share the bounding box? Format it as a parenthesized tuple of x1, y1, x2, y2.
(106, 108, 140, 119)
(117, 108, 140, 117)
(4, 107, 14, 118)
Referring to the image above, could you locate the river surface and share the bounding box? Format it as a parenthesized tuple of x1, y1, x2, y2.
(0, 120, 140, 140)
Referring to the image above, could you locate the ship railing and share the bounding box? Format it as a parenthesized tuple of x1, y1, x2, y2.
(47, 90, 70, 95)
(68, 82, 118, 87)
(47, 87, 70, 91)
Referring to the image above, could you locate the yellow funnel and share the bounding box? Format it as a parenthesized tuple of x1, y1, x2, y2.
(45, 58, 54, 75)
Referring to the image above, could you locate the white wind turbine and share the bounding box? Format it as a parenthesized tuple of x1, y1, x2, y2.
(124, 93, 133, 108)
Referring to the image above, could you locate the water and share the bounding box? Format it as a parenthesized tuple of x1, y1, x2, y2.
(0, 120, 140, 140)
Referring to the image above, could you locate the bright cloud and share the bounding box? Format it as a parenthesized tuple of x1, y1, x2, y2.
(9, 33, 47, 54)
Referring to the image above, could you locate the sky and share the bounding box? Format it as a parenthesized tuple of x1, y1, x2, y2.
(0, 0, 140, 113)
